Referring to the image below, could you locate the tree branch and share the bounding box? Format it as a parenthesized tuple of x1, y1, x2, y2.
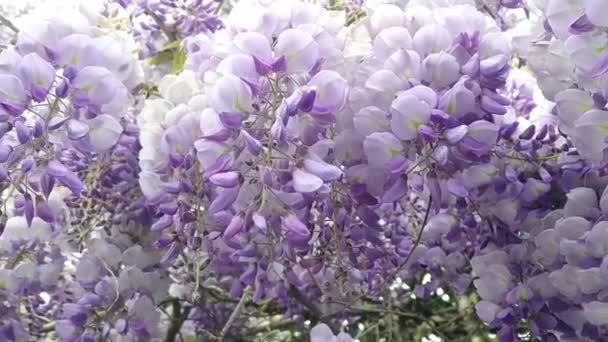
(322, 305, 423, 321)
(324, 301, 451, 342)
(214, 0, 227, 14)
(378, 195, 433, 294)
(164, 299, 191, 342)
(219, 287, 251, 341)
(0, 14, 18, 34)
(288, 285, 339, 332)
(240, 319, 297, 337)
(479, 0, 497, 20)
(288, 285, 322, 318)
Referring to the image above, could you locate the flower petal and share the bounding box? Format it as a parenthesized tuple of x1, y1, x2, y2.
(293, 168, 323, 193)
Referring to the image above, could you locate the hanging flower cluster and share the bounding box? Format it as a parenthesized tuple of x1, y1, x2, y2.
(115, 0, 223, 58)
(138, 0, 353, 323)
(2, 0, 608, 341)
(0, 1, 170, 340)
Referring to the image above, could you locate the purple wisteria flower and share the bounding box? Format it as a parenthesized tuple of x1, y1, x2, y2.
(3, 0, 608, 341)
(117, 0, 223, 57)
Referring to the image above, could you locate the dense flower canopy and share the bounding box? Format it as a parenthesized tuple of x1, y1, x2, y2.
(1, 0, 608, 341)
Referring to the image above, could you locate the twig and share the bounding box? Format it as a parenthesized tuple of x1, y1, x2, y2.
(219, 287, 251, 341)
(479, 0, 497, 20)
(378, 196, 433, 294)
(355, 321, 382, 339)
(0, 14, 18, 33)
(288, 286, 323, 318)
(311, 196, 435, 313)
(214, 0, 227, 15)
(201, 284, 240, 304)
(164, 299, 191, 342)
(7, 249, 27, 269)
(192, 261, 201, 302)
(199, 329, 220, 340)
(240, 320, 297, 337)
(288, 286, 339, 332)
(325, 301, 451, 341)
(322, 305, 422, 321)
(40, 322, 55, 333)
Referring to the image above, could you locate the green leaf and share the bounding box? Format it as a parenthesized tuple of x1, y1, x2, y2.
(146, 50, 173, 65)
(171, 47, 187, 74)
(161, 40, 182, 52)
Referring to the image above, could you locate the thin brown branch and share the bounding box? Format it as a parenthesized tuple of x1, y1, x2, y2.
(322, 305, 423, 321)
(288, 285, 323, 318)
(214, 0, 227, 14)
(380, 195, 434, 293)
(479, 0, 497, 20)
(219, 287, 251, 341)
(287, 285, 339, 332)
(164, 299, 191, 342)
(240, 320, 297, 337)
(0, 14, 18, 33)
